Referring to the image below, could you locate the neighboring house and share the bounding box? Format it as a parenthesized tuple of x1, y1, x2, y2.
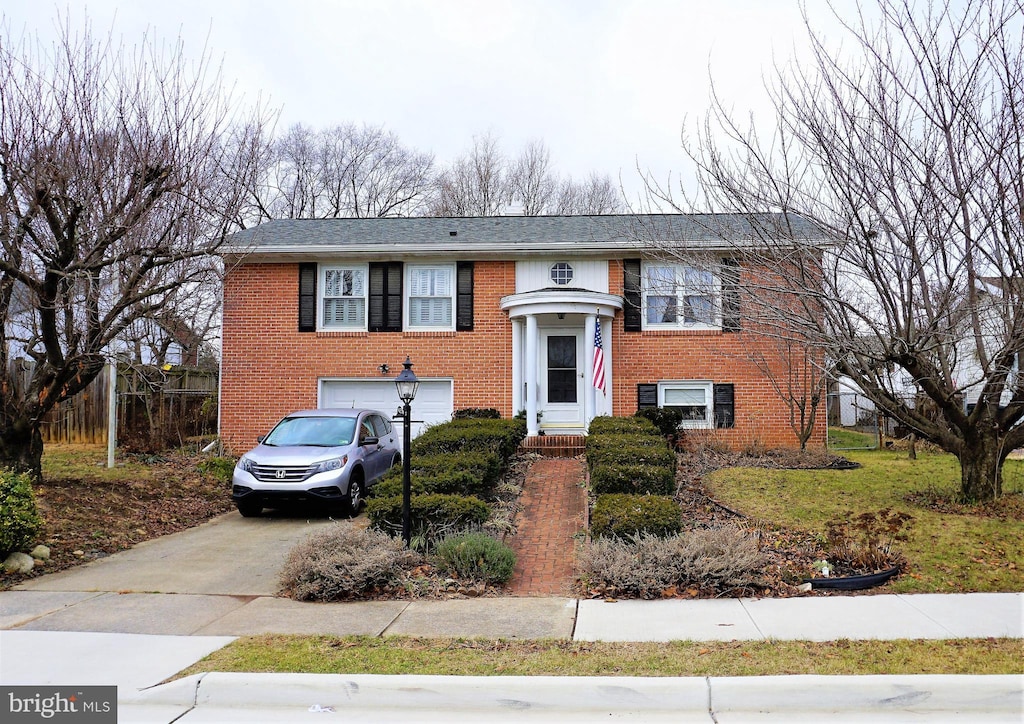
(830, 276, 1020, 428)
(219, 214, 827, 454)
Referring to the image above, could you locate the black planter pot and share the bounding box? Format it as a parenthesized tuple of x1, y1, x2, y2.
(804, 566, 901, 591)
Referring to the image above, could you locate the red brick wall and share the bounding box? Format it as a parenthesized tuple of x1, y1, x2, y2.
(607, 260, 827, 449)
(221, 258, 826, 454)
(220, 261, 516, 454)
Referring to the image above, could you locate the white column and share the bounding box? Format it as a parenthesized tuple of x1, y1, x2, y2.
(584, 314, 597, 428)
(511, 318, 523, 416)
(525, 314, 539, 436)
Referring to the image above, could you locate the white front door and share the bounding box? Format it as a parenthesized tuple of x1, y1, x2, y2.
(539, 330, 584, 429)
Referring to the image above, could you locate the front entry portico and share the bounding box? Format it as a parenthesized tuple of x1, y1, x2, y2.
(501, 290, 623, 437)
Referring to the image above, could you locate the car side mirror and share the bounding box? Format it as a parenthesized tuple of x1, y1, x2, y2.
(361, 436, 379, 446)
(257, 435, 265, 443)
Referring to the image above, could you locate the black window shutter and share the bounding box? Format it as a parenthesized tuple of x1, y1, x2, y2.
(298, 263, 317, 333)
(714, 383, 735, 428)
(369, 262, 403, 332)
(637, 383, 658, 409)
(623, 258, 642, 332)
(456, 261, 474, 331)
(721, 257, 741, 333)
(385, 262, 403, 332)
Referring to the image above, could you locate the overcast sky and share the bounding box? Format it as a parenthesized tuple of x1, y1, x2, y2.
(3, 1, 853, 204)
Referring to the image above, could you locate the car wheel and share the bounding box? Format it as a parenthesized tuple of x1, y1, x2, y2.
(391, 453, 401, 468)
(345, 473, 364, 516)
(237, 501, 262, 517)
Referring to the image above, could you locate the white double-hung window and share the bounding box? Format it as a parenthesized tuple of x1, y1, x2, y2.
(643, 263, 718, 329)
(321, 266, 367, 329)
(659, 381, 714, 428)
(407, 264, 454, 329)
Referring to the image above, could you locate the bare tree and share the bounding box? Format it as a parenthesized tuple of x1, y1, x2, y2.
(648, 0, 1023, 501)
(429, 132, 509, 216)
(749, 341, 832, 451)
(0, 16, 268, 477)
(507, 139, 557, 215)
(555, 172, 624, 215)
(250, 123, 434, 220)
(431, 134, 624, 216)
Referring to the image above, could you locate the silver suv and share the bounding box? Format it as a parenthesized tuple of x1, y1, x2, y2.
(231, 409, 401, 517)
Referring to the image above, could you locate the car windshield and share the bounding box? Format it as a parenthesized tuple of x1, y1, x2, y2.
(263, 416, 357, 447)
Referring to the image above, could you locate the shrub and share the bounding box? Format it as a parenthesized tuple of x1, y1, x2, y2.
(453, 408, 501, 419)
(413, 419, 525, 462)
(373, 469, 486, 498)
(577, 527, 766, 598)
(588, 416, 658, 436)
(433, 532, 517, 584)
(590, 462, 676, 496)
(824, 508, 914, 572)
(367, 493, 491, 546)
(385, 451, 502, 489)
(634, 407, 685, 438)
(585, 435, 676, 472)
(589, 494, 681, 539)
(279, 524, 422, 601)
(0, 470, 43, 556)
(196, 456, 235, 484)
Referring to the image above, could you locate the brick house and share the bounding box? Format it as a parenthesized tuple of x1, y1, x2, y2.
(219, 214, 826, 454)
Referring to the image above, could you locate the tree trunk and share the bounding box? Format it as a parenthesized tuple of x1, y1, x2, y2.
(0, 418, 44, 481)
(956, 439, 1005, 502)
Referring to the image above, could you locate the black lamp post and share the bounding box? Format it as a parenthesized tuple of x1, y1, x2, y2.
(394, 356, 419, 546)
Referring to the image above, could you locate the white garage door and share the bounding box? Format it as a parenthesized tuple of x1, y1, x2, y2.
(319, 378, 453, 438)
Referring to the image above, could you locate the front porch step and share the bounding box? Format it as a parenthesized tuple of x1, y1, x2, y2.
(518, 434, 586, 458)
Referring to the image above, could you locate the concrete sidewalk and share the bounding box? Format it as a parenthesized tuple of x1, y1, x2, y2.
(2, 588, 1021, 640)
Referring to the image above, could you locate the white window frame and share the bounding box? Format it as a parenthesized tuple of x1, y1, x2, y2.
(319, 264, 368, 330)
(658, 380, 714, 429)
(405, 263, 456, 330)
(641, 261, 721, 330)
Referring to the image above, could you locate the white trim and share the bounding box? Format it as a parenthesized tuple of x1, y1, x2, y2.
(500, 289, 622, 319)
(318, 263, 369, 331)
(641, 260, 721, 331)
(405, 263, 456, 331)
(658, 380, 714, 429)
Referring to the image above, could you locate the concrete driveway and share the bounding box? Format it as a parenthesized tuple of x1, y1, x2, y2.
(14, 511, 340, 596)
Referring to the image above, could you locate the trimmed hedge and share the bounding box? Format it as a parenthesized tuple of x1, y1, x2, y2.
(586, 438, 676, 472)
(590, 494, 682, 539)
(590, 461, 676, 496)
(588, 416, 658, 436)
(453, 408, 501, 419)
(374, 451, 502, 498)
(634, 407, 685, 437)
(372, 470, 485, 498)
(413, 418, 525, 462)
(0, 470, 42, 556)
(367, 493, 491, 535)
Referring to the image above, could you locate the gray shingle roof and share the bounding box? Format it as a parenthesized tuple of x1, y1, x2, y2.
(224, 213, 822, 258)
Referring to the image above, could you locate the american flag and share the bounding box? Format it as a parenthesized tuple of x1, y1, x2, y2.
(593, 320, 606, 393)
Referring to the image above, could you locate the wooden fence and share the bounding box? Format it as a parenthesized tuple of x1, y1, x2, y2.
(7, 360, 218, 447)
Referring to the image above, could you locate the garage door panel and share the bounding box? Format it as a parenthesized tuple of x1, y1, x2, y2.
(320, 379, 452, 438)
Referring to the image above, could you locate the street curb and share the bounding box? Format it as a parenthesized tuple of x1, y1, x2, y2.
(124, 673, 1024, 720)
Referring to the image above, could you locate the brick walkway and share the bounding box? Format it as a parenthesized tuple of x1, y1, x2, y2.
(507, 457, 587, 596)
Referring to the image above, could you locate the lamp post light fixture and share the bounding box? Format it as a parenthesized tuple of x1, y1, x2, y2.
(394, 356, 419, 546)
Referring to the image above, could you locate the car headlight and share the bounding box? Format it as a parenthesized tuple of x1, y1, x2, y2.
(237, 456, 255, 473)
(310, 456, 348, 475)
